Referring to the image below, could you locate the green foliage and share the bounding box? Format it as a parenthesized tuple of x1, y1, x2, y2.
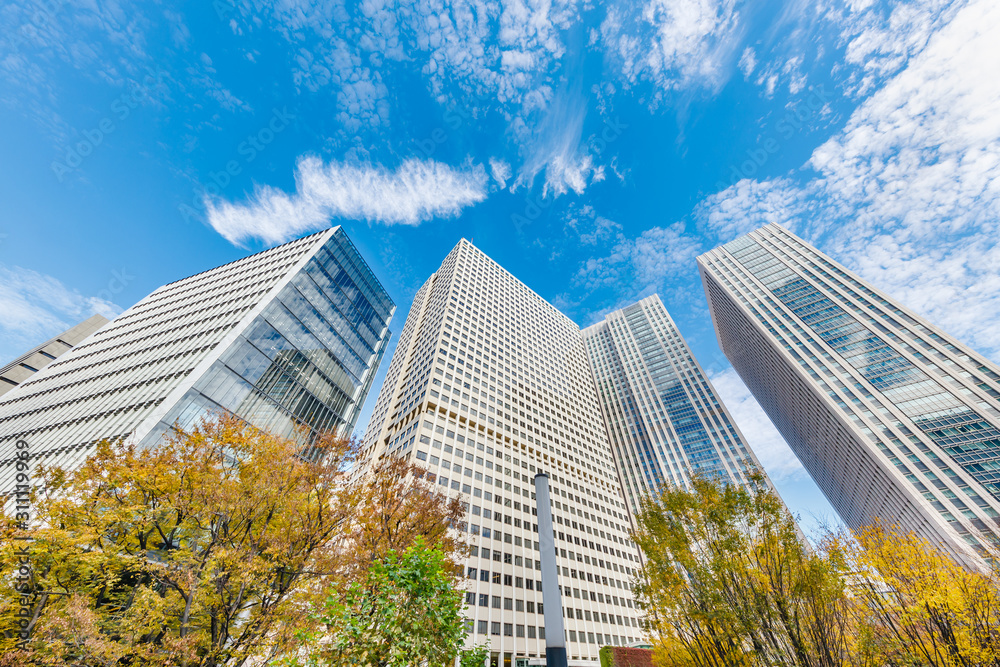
(460, 643, 491, 667)
(600, 645, 615, 667)
(288, 537, 468, 667)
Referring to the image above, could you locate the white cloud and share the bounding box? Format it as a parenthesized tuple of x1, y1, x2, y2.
(696, 177, 806, 243)
(838, 0, 960, 97)
(738, 46, 756, 77)
(514, 89, 606, 197)
(708, 367, 806, 481)
(205, 156, 490, 246)
(600, 0, 743, 95)
(699, 0, 1000, 361)
(575, 222, 702, 295)
(0, 265, 120, 366)
(565, 204, 623, 246)
(489, 158, 512, 188)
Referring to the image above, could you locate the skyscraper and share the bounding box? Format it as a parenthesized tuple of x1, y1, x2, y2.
(583, 295, 774, 517)
(698, 223, 1000, 564)
(0, 314, 109, 396)
(361, 239, 644, 665)
(0, 226, 393, 496)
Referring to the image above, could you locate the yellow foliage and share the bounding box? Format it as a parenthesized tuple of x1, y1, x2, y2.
(0, 414, 464, 666)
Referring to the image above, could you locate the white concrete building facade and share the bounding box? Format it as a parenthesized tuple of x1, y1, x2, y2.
(361, 239, 644, 666)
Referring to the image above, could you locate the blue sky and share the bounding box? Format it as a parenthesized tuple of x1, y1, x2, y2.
(2, 0, 999, 537)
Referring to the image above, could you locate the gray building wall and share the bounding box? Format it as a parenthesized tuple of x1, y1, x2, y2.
(582, 295, 778, 518)
(0, 314, 109, 396)
(360, 239, 644, 663)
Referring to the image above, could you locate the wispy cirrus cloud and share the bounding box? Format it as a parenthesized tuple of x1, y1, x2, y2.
(205, 156, 489, 246)
(514, 87, 606, 197)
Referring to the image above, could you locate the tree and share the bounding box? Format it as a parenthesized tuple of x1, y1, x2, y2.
(286, 538, 482, 667)
(0, 416, 353, 665)
(632, 472, 851, 667)
(339, 456, 466, 583)
(0, 415, 472, 666)
(843, 523, 1000, 666)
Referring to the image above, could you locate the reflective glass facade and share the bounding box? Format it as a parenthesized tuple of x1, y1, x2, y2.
(0, 226, 393, 495)
(145, 228, 393, 446)
(583, 295, 775, 516)
(699, 223, 1000, 565)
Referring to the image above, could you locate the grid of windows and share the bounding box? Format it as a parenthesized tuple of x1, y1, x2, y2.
(698, 223, 1000, 567)
(0, 227, 393, 494)
(583, 295, 777, 517)
(361, 239, 643, 662)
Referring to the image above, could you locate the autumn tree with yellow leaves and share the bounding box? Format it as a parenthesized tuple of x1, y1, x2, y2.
(633, 472, 852, 667)
(0, 414, 467, 666)
(634, 472, 1000, 667)
(843, 524, 1000, 666)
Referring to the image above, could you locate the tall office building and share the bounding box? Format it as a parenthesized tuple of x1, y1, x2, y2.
(362, 239, 644, 665)
(583, 295, 774, 517)
(0, 314, 109, 396)
(698, 223, 1000, 564)
(0, 226, 393, 496)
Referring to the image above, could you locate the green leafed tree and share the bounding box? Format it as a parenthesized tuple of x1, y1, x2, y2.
(286, 537, 485, 667)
